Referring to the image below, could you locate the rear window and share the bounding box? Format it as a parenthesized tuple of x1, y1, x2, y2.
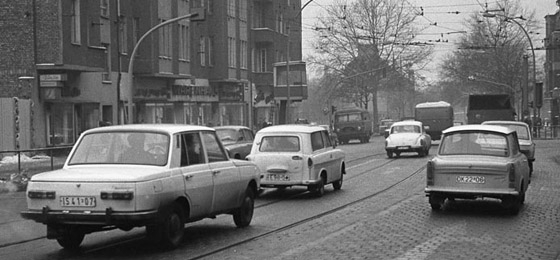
(259, 136, 300, 152)
(439, 131, 508, 157)
(391, 125, 420, 134)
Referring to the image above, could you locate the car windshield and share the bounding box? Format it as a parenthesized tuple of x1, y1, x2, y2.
(216, 129, 239, 142)
(336, 113, 361, 122)
(259, 136, 300, 152)
(439, 131, 508, 157)
(391, 125, 420, 134)
(68, 131, 170, 166)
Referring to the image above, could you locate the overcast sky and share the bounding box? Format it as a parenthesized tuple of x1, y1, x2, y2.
(300, 0, 559, 81)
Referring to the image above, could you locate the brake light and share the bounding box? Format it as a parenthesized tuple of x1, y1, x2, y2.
(28, 190, 56, 199)
(508, 163, 515, 188)
(100, 191, 134, 200)
(426, 161, 434, 186)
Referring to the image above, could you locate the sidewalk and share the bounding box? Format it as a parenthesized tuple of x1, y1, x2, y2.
(0, 190, 44, 247)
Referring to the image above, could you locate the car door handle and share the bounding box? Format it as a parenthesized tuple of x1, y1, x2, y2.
(185, 175, 193, 180)
(213, 170, 221, 175)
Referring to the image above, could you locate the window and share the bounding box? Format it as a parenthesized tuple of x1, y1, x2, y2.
(208, 37, 214, 66)
(119, 18, 127, 54)
(311, 132, 324, 151)
(132, 17, 140, 54)
(239, 0, 247, 21)
(199, 36, 206, 66)
(259, 136, 300, 152)
(159, 19, 172, 58)
(201, 131, 228, 162)
(276, 13, 284, 34)
(100, 0, 109, 18)
(180, 132, 204, 166)
(70, 0, 81, 44)
(254, 48, 266, 72)
(102, 45, 111, 82)
(227, 0, 236, 18)
(179, 24, 190, 60)
(228, 37, 236, 68)
(240, 40, 247, 69)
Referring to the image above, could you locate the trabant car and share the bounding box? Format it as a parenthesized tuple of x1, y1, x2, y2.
(21, 124, 260, 250)
(425, 125, 531, 214)
(482, 121, 535, 175)
(385, 120, 432, 158)
(246, 125, 346, 197)
(215, 125, 255, 159)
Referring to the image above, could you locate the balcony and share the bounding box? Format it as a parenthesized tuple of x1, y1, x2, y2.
(252, 28, 276, 44)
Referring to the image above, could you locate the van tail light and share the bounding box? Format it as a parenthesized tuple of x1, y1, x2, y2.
(101, 191, 134, 200)
(28, 190, 56, 199)
(308, 158, 313, 167)
(426, 161, 434, 186)
(508, 163, 515, 188)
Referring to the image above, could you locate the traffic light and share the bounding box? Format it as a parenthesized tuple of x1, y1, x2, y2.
(528, 101, 534, 108)
(331, 105, 337, 113)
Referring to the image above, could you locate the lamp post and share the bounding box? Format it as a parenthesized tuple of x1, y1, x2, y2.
(285, 0, 314, 124)
(124, 12, 200, 124)
(482, 11, 536, 119)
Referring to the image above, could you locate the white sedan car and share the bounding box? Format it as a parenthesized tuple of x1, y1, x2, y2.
(247, 125, 346, 197)
(21, 124, 260, 250)
(385, 120, 432, 158)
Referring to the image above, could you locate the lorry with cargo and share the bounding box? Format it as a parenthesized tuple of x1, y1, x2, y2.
(414, 101, 454, 140)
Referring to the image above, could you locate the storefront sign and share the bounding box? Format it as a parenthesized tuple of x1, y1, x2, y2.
(40, 74, 67, 81)
(39, 81, 64, 87)
(134, 88, 169, 100)
(218, 85, 244, 102)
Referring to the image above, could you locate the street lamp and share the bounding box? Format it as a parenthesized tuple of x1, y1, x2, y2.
(482, 10, 536, 118)
(124, 12, 201, 124)
(285, 0, 315, 124)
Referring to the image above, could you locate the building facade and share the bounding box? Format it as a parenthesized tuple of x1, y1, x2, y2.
(545, 8, 560, 129)
(0, 0, 305, 149)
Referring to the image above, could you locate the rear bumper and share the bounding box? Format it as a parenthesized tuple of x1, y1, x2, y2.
(425, 187, 519, 198)
(386, 145, 423, 153)
(261, 179, 321, 187)
(21, 207, 159, 226)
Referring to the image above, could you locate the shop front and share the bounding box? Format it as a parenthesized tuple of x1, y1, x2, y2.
(215, 81, 247, 126)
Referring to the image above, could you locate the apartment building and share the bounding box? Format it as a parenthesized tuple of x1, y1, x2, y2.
(0, 0, 305, 149)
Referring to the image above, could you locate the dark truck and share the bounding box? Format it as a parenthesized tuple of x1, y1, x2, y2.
(467, 94, 515, 124)
(333, 107, 373, 144)
(414, 101, 454, 140)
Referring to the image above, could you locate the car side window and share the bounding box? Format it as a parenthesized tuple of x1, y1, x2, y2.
(180, 132, 204, 166)
(237, 130, 244, 141)
(201, 131, 228, 162)
(243, 129, 254, 141)
(321, 130, 332, 147)
(311, 131, 324, 151)
(509, 133, 520, 156)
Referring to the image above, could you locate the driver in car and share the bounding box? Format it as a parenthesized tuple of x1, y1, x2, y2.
(120, 133, 154, 164)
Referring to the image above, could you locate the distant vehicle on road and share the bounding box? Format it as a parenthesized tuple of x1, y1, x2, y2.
(482, 120, 535, 174)
(379, 119, 395, 138)
(333, 107, 373, 144)
(385, 120, 432, 158)
(21, 124, 260, 250)
(467, 94, 515, 124)
(215, 125, 255, 159)
(425, 124, 531, 214)
(415, 101, 454, 140)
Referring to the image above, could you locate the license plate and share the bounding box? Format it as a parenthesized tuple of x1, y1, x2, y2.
(397, 146, 410, 150)
(267, 174, 290, 181)
(457, 176, 485, 184)
(60, 196, 96, 207)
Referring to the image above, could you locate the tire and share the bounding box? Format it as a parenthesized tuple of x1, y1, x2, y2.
(147, 203, 186, 249)
(386, 151, 393, 158)
(332, 172, 343, 190)
(233, 188, 255, 228)
(56, 228, 85, 250)
(429, 194, 445, 211)
(418, 149, 426, 157)
(313, 177, 325, 197)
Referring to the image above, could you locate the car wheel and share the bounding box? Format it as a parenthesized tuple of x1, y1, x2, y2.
(313, 177, 325, 197)
(332, 172, 343, 190)
(425, 147, 430, 155)
(56, 227, 85, 250)
(386, 150, 393, 158)
(528, 161, 533, 177)
(233, 188, 255, 228)
(418, 149, 426, 157)
(147, 203, 185, 249)
(429, 194, 445, 210)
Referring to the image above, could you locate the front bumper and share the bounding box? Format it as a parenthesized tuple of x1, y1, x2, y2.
(21, 207, 159, 226)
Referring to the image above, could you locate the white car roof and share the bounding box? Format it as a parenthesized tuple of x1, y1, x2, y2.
(415, 101, 451, 108)
(257, 124, 325, 134)
(442, 124, 514, 135)
(391, 120, 423, 127)
(84, 124, 214, 135)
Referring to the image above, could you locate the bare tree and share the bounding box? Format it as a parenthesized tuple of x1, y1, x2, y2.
(307, 0, 432, 125)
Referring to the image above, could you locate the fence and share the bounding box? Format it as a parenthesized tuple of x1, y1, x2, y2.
(0, 146, 73, 180)
(532, 125, 560, 139)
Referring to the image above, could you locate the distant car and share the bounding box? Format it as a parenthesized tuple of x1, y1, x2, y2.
(247, 125, 346, 197)
(215, 125, 255, 160)
(425, 125, 531, 214)
(294, 118, 309, 124)
(385, 120, 432, 158)
(21, 124, 260, 250)
(482, 121, 535, 174)
(319, 124, 339, 146)
(379, 119, 395, 137)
